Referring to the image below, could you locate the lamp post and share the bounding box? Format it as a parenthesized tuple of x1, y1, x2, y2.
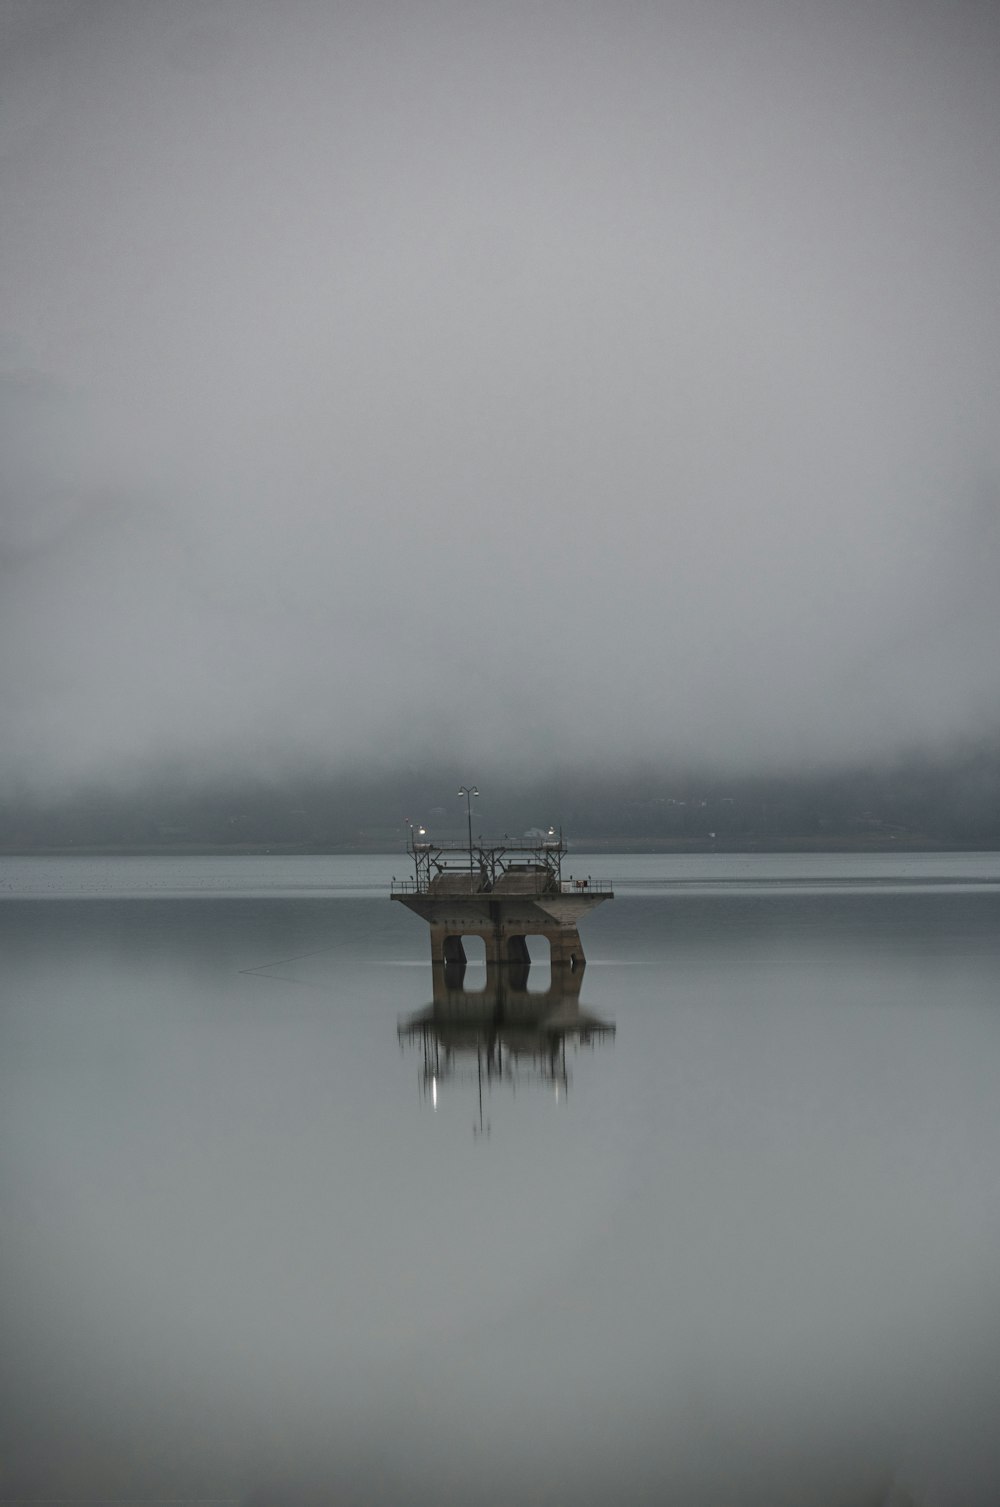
(458, 784, 478, 877)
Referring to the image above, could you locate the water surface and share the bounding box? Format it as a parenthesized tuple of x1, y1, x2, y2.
(2, 853, 999, 1505)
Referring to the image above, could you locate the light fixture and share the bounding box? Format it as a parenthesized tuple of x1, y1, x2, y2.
(458, 785, 479, 876)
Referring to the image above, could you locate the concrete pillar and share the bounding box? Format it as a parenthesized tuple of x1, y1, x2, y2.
(442, 933, 467, 966)
(505, 933, 531, 965)
(547, 925, 584, 970)
(431, 925, 470, 966)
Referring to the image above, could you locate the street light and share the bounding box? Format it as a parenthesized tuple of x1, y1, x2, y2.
(458, 784, 479, 877)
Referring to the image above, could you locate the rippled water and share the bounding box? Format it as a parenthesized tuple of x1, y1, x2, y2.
(2, 853, 999, 1506)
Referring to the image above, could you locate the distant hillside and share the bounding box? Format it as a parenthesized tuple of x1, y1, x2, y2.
(2, 749, 998, 853)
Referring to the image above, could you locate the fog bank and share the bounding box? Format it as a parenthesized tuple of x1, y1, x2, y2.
(3, 1, 999, 796)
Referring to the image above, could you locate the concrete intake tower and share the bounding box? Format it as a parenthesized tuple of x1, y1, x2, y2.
(391, 831, 612, 970)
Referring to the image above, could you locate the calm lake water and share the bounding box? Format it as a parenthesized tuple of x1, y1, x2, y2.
(2, 852, 999, 1506)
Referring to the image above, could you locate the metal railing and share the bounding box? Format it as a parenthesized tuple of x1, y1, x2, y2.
(410, 836, 564, 853)
(391, 875, 613, 897)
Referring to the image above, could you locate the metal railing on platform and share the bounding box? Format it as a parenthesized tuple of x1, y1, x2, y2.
(410, 837, 564, 853)
(391, 876, 613, 896)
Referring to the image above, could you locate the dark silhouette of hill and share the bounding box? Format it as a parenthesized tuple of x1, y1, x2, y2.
(2, 747, 997, 853)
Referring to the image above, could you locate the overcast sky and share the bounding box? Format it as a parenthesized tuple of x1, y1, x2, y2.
(2, 0, 998, 798)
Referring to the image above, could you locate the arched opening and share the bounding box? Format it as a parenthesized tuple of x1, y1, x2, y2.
(462, 933, 487, 975)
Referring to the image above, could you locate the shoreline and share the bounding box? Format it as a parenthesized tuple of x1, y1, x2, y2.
(2, 836, 997, 858)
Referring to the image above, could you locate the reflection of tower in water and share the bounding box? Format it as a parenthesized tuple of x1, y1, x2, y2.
(399, 960, 615, 1132)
